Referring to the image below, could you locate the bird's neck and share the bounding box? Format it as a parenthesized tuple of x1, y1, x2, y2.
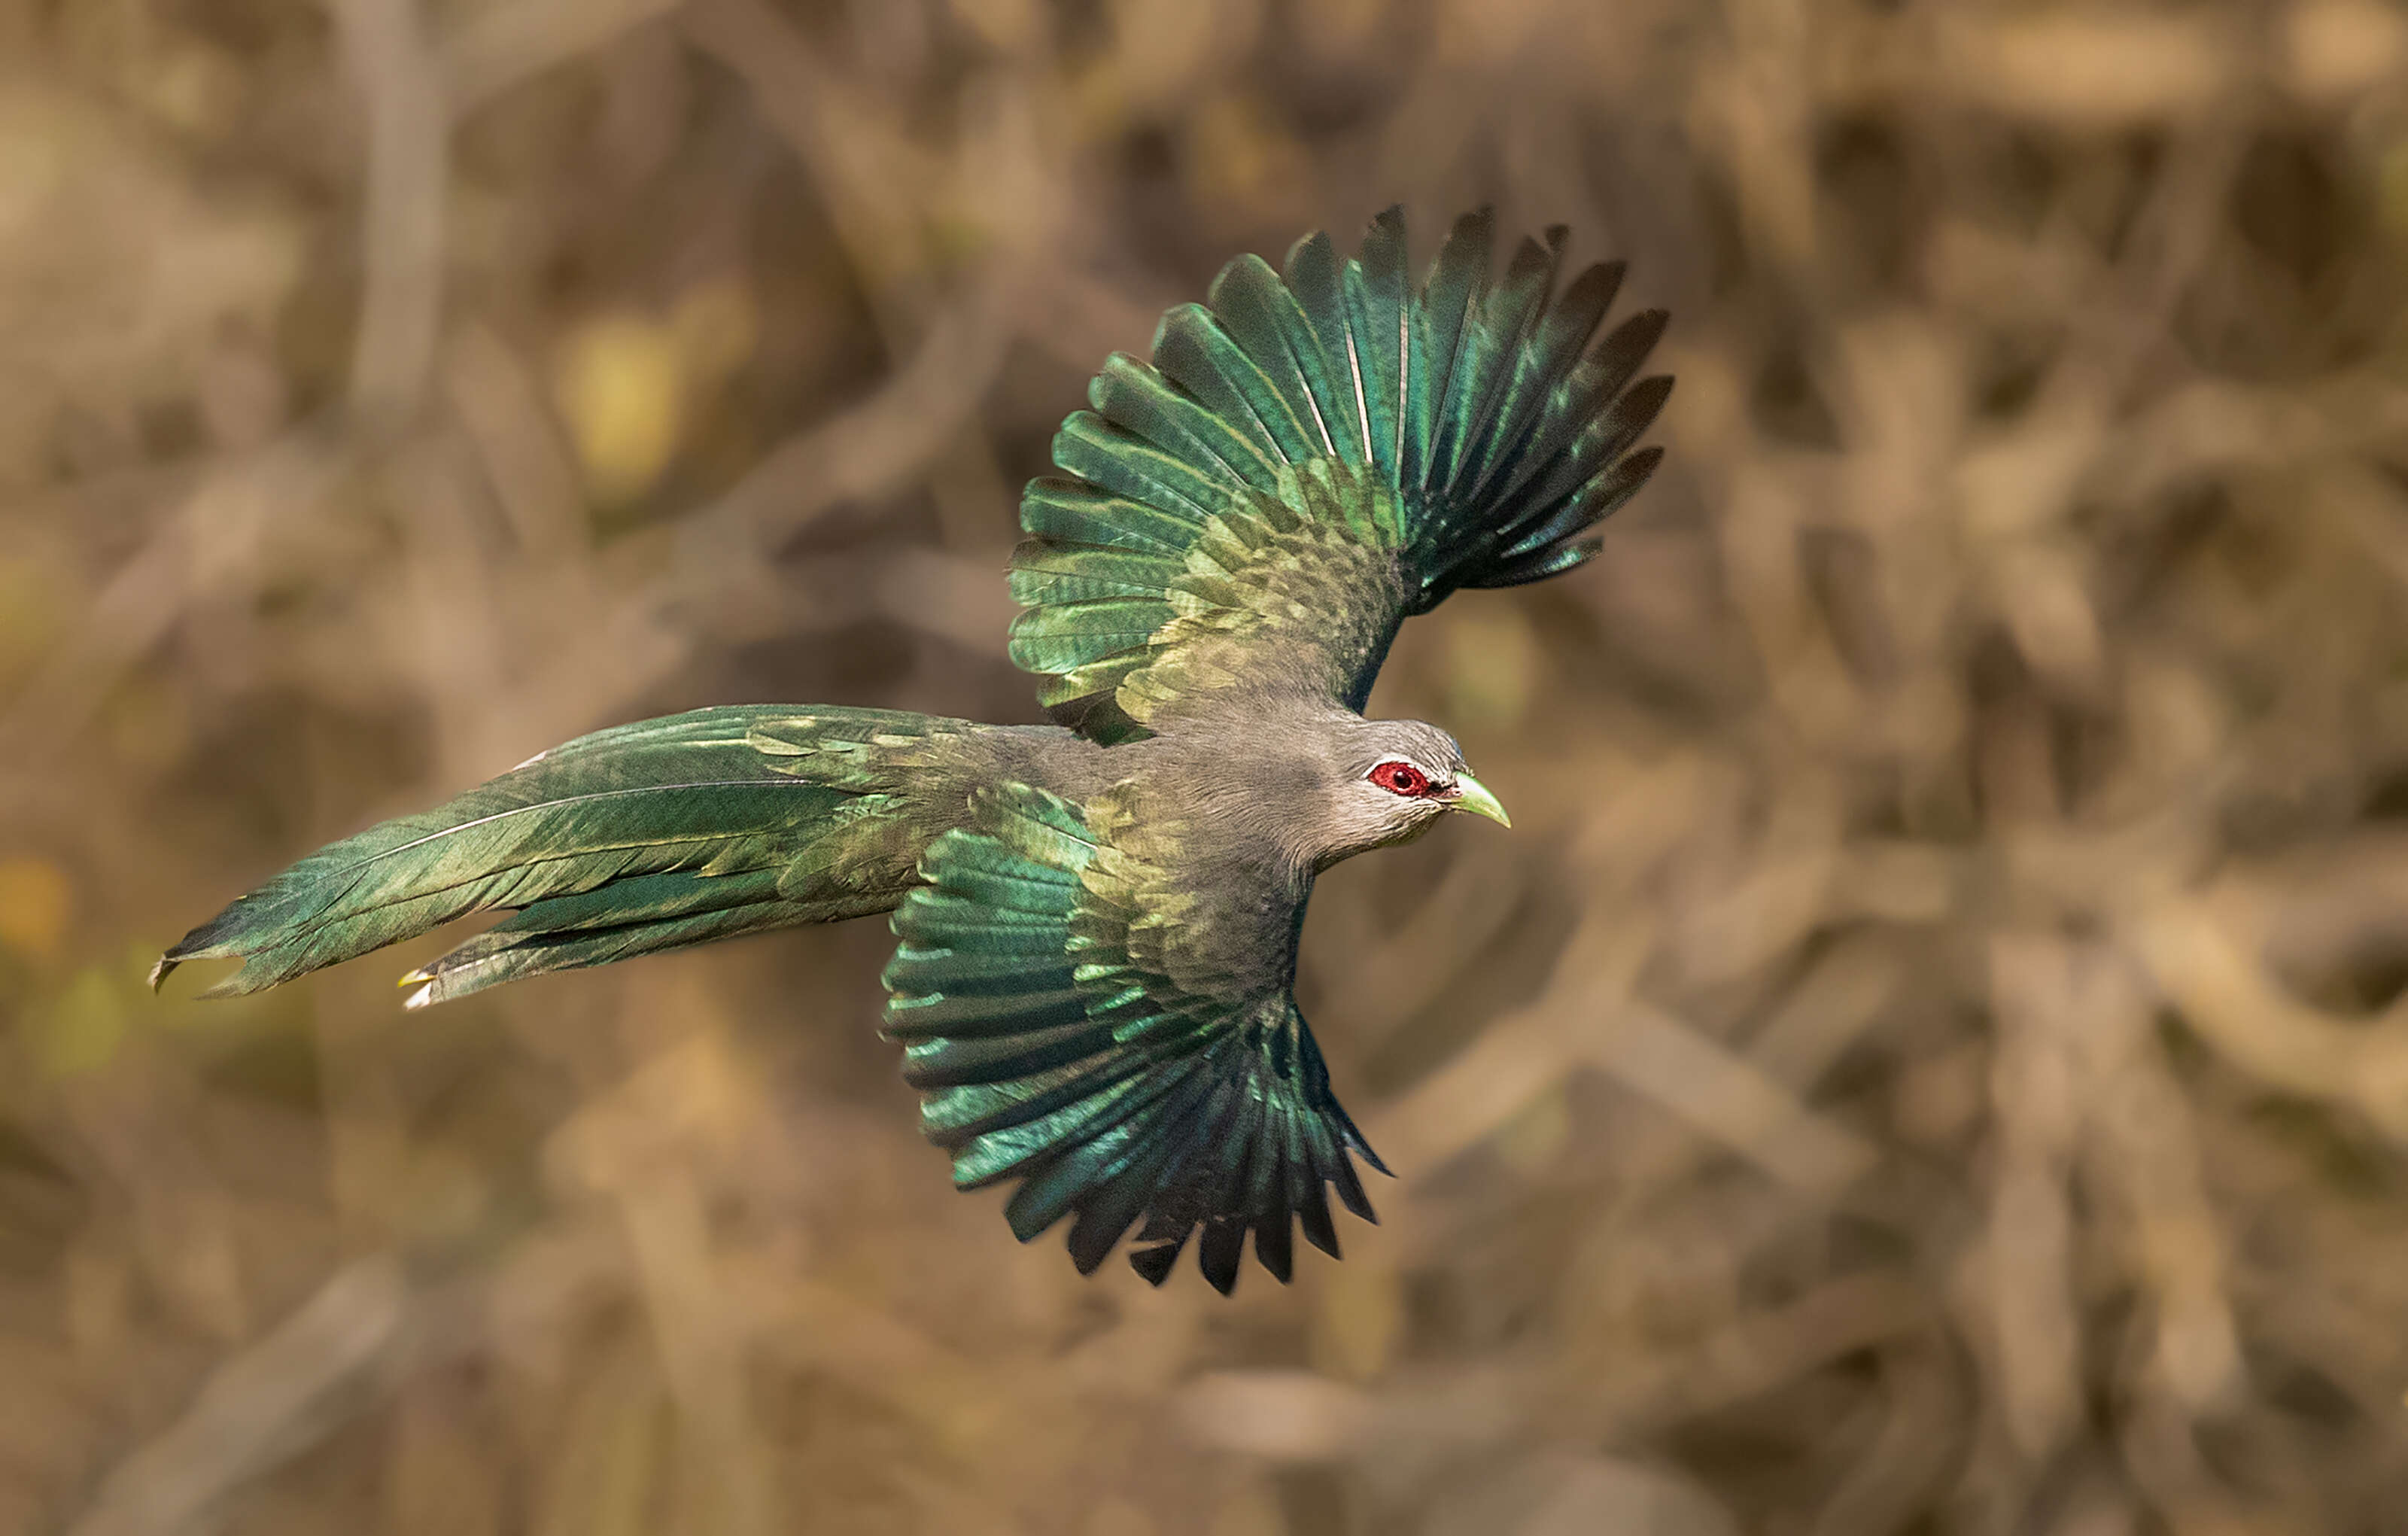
(1117, 719, 1340, 890)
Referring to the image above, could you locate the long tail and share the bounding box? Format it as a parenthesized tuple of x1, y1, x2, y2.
(154, 706, 953, 1007)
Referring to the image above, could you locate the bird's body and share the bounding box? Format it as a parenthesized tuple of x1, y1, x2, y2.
(157, 208, 1671, 1292)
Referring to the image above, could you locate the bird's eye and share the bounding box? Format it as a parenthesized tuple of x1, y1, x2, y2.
(1368, 760, 1430, 797)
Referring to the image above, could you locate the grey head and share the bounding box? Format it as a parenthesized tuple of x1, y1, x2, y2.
(1308, 716, 1510, 870)
(1146, 709, 1510, 877)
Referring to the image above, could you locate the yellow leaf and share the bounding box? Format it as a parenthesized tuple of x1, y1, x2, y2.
(555, 313, 685, 505)
(0, 856, 71, 963)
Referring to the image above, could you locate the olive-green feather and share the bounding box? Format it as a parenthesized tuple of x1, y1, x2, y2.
(154, 706, 955, 1000)
(400, 872, 893, 1008)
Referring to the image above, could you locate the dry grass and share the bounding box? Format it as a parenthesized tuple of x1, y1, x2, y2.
(5, 0, 2408, 1531)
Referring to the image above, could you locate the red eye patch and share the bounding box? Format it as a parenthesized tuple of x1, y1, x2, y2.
(1368, 760, 1431, 797)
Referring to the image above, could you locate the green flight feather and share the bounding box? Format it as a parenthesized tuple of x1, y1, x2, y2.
(1051, 417, 1227, 522)
(1278, 231, 1370, 464)
(881, 783, 1382, 1294)
(1348, 206, 1414, 483)
(1154, 302, 1318, 465)
(1006, 546, 1189, 605)
(1018, 481, 1202, 555)
(1008, 205, 1672, 740)
(154, 706, 954, 1000)
(1206, 254, 1346, 460)
(1407, 208, 1492, 498)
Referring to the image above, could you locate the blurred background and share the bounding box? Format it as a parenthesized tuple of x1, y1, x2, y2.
(4, 0, 2408, 1531)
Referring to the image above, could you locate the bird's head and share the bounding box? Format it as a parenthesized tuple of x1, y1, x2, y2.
(1306, 717, 1510, 869)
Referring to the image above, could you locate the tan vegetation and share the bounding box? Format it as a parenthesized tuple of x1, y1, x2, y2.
(5, 0, 2408, 1531)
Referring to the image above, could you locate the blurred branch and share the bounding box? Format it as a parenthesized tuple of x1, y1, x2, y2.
(1603, 999, 1878, 1196)
(2135, 890, 2408, 1143)
(1981, 935, 2089, 1463)
(1371, 910, 1877, 1197)
(66, 1258, 412, 1536)
(442, 0, 687, 119)
(663, 284, 1017, 587)
(680, 0, 946, 338)
(333, 0, 448, 429)
(0, 433, 345, 755)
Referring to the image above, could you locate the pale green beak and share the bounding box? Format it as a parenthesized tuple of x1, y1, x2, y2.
(1449, 771, 1511, 828)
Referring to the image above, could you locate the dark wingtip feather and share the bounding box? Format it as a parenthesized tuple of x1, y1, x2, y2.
(1330, 1157, 1376, 1222)
(1297, 1183, 1341, 1259)
(1333, 1102, 1391, 1177)
(1443, 204, 1496, 248)
(1198, 1218, 1245, 1295)
(1555, 260, 1627, 335)
(1066, 1228, 1116, 1276)
(1129, 1242, 1182, 1285)
(1254, 1213, 1294, 1283)
(1610, 373, 1676, 449)
(1619, 443, 1666, 492)
(1613, 442, 1666, 482)
(1594, 306, 1670, 385)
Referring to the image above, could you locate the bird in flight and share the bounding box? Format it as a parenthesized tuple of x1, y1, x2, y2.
(155, 208, 1671, 1294)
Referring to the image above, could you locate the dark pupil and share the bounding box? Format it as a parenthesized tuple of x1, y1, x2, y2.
(1384, 765, 1418, 793)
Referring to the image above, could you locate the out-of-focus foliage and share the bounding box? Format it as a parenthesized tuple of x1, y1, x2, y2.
(5, 0, 2408, 1531)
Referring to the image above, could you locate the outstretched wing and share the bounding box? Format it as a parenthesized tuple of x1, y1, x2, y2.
(1009, 206, 1671, 741)
(880, 783, 1382, 1293)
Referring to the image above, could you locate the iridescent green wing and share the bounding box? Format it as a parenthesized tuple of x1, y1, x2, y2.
(880, 783, 1382, 1293)
(1008, 206, 1671, 741)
